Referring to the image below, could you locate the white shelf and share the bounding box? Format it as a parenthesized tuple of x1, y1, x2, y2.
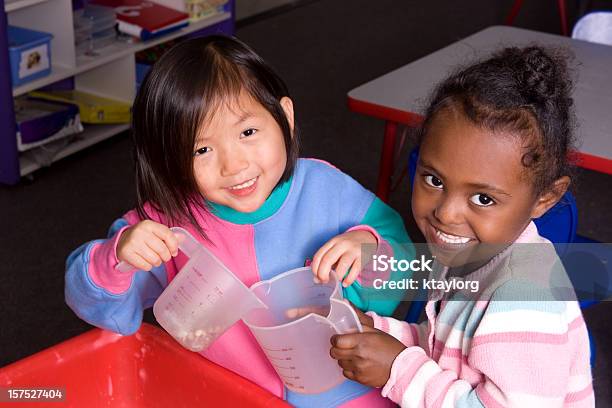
(19, 123, 130, 176)
(12, 11, 231, 97)
(11, 63, 74, 97)
(4, 0, 50, 13)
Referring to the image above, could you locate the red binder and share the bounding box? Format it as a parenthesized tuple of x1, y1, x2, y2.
(91, 0, 189, 40)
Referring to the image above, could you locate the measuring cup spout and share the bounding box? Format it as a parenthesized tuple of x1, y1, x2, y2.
(170, 227, 201, 258)
(328, 298, 363, 334)
(248, 281, 271, 310)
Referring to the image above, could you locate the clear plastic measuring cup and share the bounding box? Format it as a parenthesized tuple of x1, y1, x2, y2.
(152, 227, 266, 352)
(242, 267, 363, 394)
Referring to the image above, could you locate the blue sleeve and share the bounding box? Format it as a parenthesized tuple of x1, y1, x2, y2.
(64, 218, 168, 335)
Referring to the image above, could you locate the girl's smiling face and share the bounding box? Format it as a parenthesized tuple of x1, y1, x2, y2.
(412, 109, 559, 267)
(193, 93, 294, 213)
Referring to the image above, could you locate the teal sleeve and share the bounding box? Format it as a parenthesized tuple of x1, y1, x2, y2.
(343, 197, 415, 316)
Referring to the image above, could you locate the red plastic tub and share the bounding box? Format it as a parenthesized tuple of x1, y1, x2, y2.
(0, 323, 289, 407)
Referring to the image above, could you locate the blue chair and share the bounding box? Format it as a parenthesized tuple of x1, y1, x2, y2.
(405, 147, 597, 366)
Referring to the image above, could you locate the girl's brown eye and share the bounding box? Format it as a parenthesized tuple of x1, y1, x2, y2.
(194, 147, 211, 156)
(470, 193, 495, 207)
(241, 128, 258, 138)
(424, 175, 443, 189)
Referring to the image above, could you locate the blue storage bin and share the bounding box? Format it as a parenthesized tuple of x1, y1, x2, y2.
(7, 25, 53, 87)
(14, 98, 80, 149)
(135, 62, 152, 93)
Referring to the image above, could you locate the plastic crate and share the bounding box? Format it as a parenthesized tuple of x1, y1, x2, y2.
(7, 26, 53, 86)
(14, 97, 82, 151)
(0, 323, 289, 407)
(29, 90, 131, 124)
(74, 5, 117, 55)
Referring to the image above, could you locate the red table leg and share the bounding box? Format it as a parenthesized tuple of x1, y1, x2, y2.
(375, 121, 397, 202)
(504, 0, 524, 25)
(558, 0, 568, 36)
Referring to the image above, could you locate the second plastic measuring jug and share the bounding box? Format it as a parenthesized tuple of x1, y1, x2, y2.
(152, 227, 266, 352)
(243, 267, 363, 394)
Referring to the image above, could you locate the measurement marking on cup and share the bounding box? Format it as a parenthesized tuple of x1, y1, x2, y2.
(189, 281, 200, 292)
(206, 293, 219, 305)
(272, 365, 296, 370)
(263, 347, 293, 352)
(172, 294, 185, 309)
(179, 286, 192, 302)
(266, 355, 293, 361)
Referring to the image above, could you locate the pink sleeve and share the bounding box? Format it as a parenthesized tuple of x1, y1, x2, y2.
(381, 346, 490, 407)
(379, 307, 594, 407)
(366, 312, 422, 348)
(346, 224, 393, 286)
(88, 225, 137, 295)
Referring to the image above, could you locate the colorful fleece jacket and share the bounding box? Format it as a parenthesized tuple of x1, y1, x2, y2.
(367, 222, 594, 407)
(65, 158, 413, 408)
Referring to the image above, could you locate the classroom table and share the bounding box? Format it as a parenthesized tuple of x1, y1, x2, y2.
(348, 25, 612, 202)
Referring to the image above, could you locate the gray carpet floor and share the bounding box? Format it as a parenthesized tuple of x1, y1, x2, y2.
(1, 0, 610, 404)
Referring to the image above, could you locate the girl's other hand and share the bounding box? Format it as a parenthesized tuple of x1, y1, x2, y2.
(117, 220, 180, 271)
(330, 326, 406, 388)
(311, 230, 377, 288)
(348, 301, 374, 328)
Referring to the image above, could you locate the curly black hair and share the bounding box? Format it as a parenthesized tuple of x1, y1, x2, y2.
(420, 46, 576, 196)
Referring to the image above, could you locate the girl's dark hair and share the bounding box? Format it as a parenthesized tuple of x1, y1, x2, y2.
(420, 46, 576, 196)
(131, 35, 299, 234)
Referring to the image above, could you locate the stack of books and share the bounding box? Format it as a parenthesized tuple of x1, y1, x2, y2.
(91, 0, 190, 41)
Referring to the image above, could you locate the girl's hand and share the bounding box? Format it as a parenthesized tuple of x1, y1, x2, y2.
(312, 230, 377, 287)
(330, 326, 406, 388)
(117, 220, 180, 271)
(348, 300, 374, 328)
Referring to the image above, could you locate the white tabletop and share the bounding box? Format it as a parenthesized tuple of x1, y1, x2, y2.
(349, 26, 612, 167)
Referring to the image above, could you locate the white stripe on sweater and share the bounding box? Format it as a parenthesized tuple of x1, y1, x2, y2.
(401, 360, 441, 408)
(483, 380, 565, 407)
(442, 381, 473, 408)
(475, 309, 566, 336)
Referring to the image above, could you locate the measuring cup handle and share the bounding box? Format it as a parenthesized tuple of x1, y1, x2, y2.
(329, 298, 363, 334)
(115, 261, 135, 273)
(114, 227, 199, 273)
(169, 227, 201, 258)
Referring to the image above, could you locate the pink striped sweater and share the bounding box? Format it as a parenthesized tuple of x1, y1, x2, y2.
(368, 222, 594, 407)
